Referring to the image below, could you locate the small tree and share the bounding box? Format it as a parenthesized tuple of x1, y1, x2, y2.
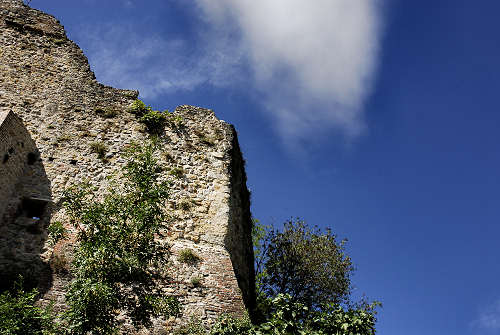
(252, 219, 380, 334)
(62, 140, 179, 334)
(256, 219, 354, 310)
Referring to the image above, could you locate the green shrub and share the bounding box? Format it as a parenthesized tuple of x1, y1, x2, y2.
(168, 114, 184, 128)
(173, 318, 206, 335)
(90, 142, 108, 159)
(209, 313, 252, 335)
(177, 249, 201, 265)
(190, 277, 202, 287)
(128, 99, 149, 117)
(129, 99, 183, 132)
(178, 199, 192, 211)
(169, 167, 184, 179)
(140, 110, 167, 132)
(47, 221, 67, 246)
(0, 278, 59, 335)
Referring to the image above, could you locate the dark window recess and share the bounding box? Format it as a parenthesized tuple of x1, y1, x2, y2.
(69, 159, 77, 165)
(48, 157, 55, 162)
(21, 198, 49, 219)
(27, 152, 38, 165)
(3, 154, 9, 164)
(8, 148, 14, 154)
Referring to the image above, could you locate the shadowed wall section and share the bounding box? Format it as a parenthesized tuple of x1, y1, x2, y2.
(0, 109, 53, 292)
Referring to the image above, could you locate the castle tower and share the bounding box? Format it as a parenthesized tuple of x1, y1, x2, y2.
(0, 1, 255, 331)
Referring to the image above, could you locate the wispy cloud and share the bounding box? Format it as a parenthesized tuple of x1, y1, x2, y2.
(472, 299, 500, 332)
(79, 1, 383, 145)
(78, 24, 244, 99)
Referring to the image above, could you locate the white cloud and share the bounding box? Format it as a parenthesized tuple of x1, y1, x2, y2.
(473, 299, 500, 332)
(79, 1, 383, 145)
(195, 0, 383, 142)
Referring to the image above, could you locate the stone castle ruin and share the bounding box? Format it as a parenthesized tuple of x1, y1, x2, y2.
(0, 0, 255, 331)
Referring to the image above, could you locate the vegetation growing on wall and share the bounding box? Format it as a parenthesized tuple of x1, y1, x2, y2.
(0, 278, 59, 335)
(128, 99, 183, 133)
(60, 140, 180, 334)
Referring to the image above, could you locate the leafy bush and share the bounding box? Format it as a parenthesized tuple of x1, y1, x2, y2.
(168, 114, 184, 128)
(0, 279, 58, 335)
(90, 142, 108, 159)
(140, 110, 167, 132)
(169, 167, 185, 179)
(250, 219, 380, 334)
(252, 294, 379, 335)
(47, 221, 67, 246)
(210, 313, 252, 335)
(178, 249, 201, 265)
(128, 99, 149, 117)
(173, 318, 206, 335)
(129, 99, 182, 132)
(190, 277, 202, 287)
(62, 140, 180, 334)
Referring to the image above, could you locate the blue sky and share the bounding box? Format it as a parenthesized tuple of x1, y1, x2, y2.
(30, 1, 500, 334)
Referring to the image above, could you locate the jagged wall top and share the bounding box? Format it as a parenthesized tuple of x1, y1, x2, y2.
(0, 0, 65, 37)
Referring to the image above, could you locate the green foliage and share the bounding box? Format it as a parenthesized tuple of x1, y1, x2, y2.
(47, 221, 67, 246)
(256, 219, 354, 310)
(128, 99, 149, 117)
(89, 141, 108, 159)
(0, 278, 59, 335)
(128, 99, 183, 132)
(169, 167, 185, 179)
(252, 294, 379, 335)
(140, 110, 167, 133)
(178, 199, 192, 211)
(210, 313, 252, 335)
(168, 114, 184, 128)
(177, 249, 201, 265)
(173, 318, 206, 335)
(62, 140, 179, 334)
(250, 219, 380, 334)
(252, 218, 270, 297)
(190, 277, 202, 287)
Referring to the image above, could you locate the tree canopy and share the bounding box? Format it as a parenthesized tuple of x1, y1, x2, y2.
(255, 219, 354, 309)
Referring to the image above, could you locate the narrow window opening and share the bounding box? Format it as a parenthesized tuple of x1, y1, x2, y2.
(3, 154, 9, 164)
(27, 152, 38, 165)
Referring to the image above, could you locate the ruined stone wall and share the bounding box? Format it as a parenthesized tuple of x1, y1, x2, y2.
(0, 110, 31, 222)
(0, 0, 255, 332)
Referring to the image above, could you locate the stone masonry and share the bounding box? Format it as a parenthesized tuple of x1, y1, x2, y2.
(0, 0, 255, 332)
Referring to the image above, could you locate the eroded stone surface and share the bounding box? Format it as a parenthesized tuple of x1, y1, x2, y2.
(0, 1, 255, 332)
